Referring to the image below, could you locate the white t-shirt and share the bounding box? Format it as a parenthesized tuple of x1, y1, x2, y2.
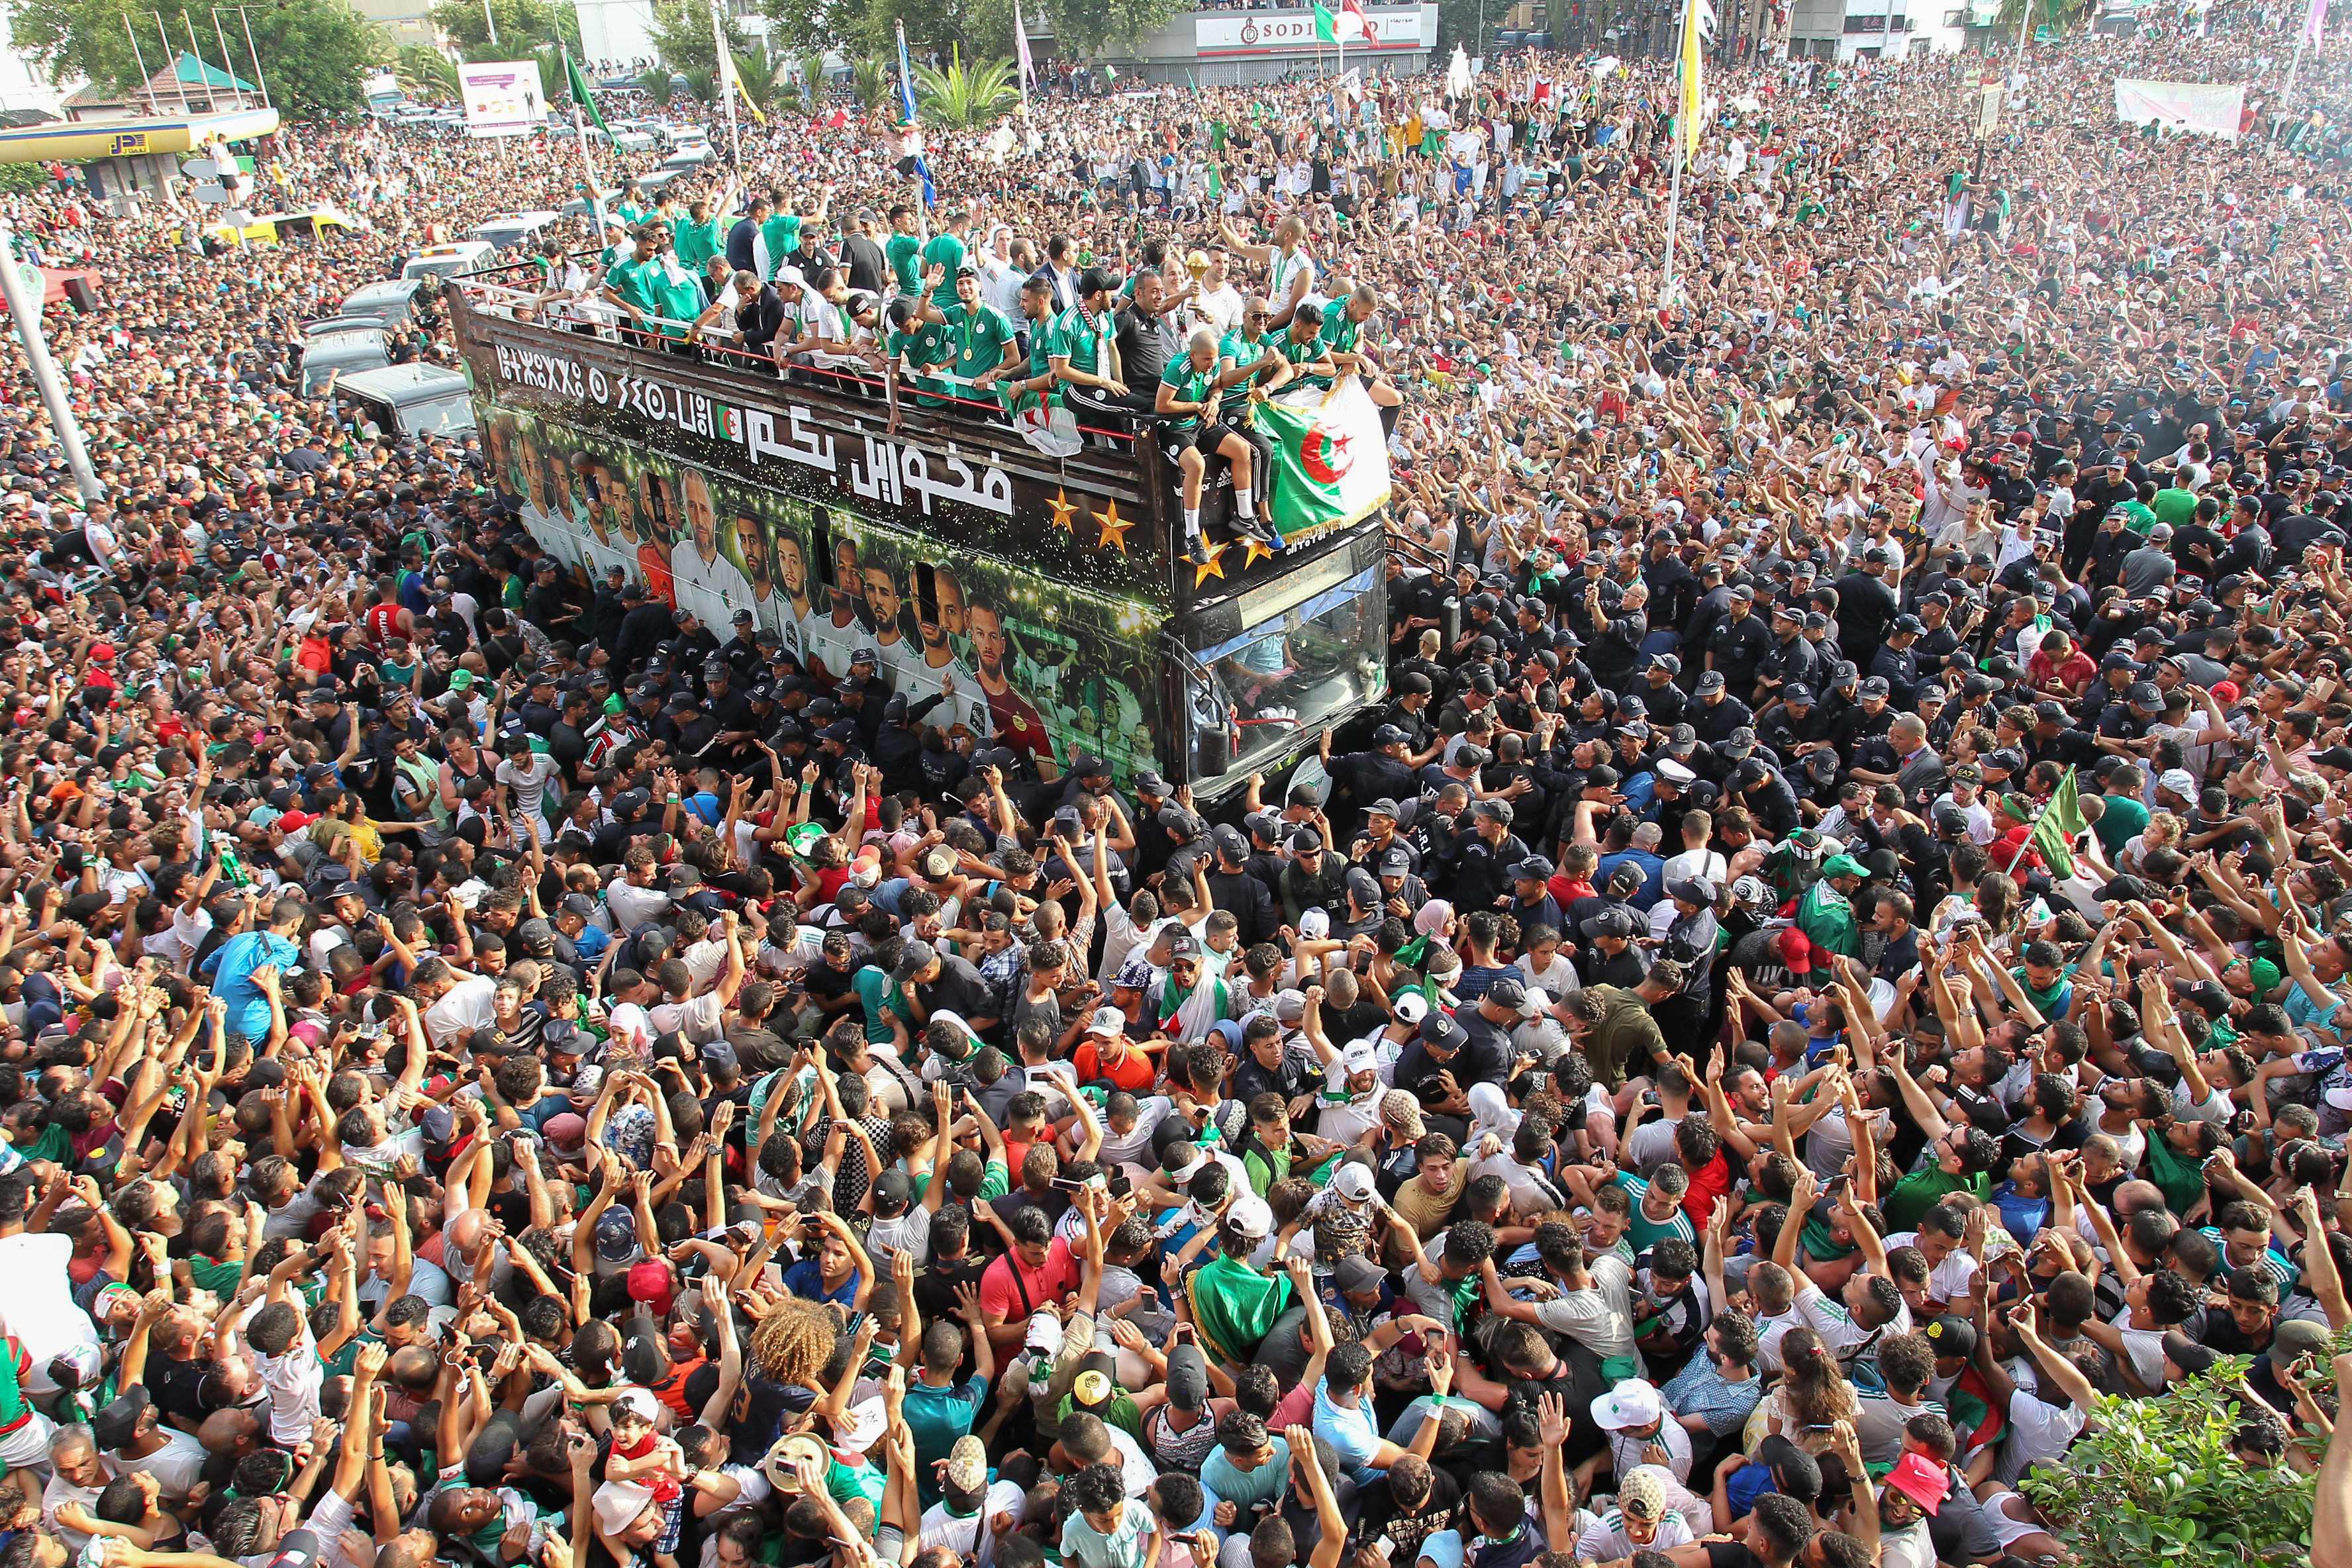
(918, 1481, 1026, 1567)
(496, 753, 562, 823)
(423, 975, 498, 1049)
(101, 1426, 206, 1501)
(256, 1312, 325, 1445)
(1996, 1385, 2085, 1483)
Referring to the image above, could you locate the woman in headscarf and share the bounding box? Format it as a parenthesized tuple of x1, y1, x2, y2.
(1465, 1081, 1521, 1153)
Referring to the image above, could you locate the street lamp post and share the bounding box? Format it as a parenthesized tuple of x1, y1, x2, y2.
(0, 226, 103, 503)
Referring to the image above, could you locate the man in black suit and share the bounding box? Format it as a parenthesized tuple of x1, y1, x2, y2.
(738, 276, 788, 360)
(841, 211, 891, 297)
(724, 195, 769, 276)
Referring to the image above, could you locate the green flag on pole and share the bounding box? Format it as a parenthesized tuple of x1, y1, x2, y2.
(565, 50, 609, 135)
(1314, 1, 1340, 39)
(2000, 767, 2086, 879)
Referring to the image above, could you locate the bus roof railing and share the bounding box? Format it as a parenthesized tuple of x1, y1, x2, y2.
(444, 264, 1199, 605)
(448, 266, 1143, 445)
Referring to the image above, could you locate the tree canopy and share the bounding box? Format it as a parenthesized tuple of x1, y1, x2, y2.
(757, 0, 1180, 72)
(427, 0, 581, 62)
(8, 0, 391, 117)
(646, 0, 751, 75)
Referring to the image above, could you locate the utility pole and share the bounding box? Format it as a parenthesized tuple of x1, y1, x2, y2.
(0, 226, 103, 503)
(235, 6, 271, 104)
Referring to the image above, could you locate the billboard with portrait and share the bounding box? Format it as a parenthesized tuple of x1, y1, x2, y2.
(479, 401, 1165, 783)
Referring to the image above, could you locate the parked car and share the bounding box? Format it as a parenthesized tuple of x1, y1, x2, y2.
(469, 210, 562, 251)
(401, 240, 497, 281)
(298, 324, 391, 397)
(332, 364, 477, 438)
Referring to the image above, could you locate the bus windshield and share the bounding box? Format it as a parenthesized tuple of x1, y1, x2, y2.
(1200, 562, 1387, 771)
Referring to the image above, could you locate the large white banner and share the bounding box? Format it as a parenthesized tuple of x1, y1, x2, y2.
(2114, 77, 2245, 139)
(1195, 7, 1428, 54)
(459, 60, 547, 139)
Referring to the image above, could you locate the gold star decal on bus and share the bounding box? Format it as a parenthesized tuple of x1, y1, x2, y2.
(1049, 487, 1079, 533)
(1240, 534, 1275, 569)
(1193, 540, 1229, 586)
(1093, 500, 1132, 553)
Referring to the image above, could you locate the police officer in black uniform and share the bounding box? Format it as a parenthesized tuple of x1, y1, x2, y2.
(1450, 798, 1530, 914)
(1322, 722, 1420, 830)
(1687, 669, 1755, 748)
(1705, 583, 1773, 701)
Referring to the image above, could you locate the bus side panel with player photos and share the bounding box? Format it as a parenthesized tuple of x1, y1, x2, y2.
(481, 402, 1165, 787)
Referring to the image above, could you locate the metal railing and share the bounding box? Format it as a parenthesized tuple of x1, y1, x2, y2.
(449, 271, 1142, 446)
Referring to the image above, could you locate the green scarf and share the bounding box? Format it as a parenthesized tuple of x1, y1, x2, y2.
(2145, 1136, 2210, 1217)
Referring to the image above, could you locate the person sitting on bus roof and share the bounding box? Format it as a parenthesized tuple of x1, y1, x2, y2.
(782, 268, 885, 385)
(887, 294, 957, 409)
(992, 275, 1063, 421)
(1277, 302, 1342, 393)
(1158, 326, 1266, 566)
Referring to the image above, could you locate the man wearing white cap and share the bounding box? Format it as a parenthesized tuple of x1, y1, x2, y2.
(591, 1479, 662, 1560)
(1312, 1006, 1391, 1146)
(2153, 767, 2200, 814)
(1591, 1377, 1693, 1487)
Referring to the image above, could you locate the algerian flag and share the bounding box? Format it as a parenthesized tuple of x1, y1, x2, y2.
(1314, 1, 1339, 40)
(1257, 376, 1391, 545)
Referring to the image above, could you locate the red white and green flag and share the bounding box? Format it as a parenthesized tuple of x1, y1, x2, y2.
(1256, 377, 1391, 544)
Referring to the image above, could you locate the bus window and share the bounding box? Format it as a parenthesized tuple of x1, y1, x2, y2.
(913, 563, 940, 626)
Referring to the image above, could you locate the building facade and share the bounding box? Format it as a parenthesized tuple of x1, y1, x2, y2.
(1063, 5, 1442, 85)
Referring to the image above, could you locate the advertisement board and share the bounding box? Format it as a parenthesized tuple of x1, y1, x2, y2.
(2113, 77, 2245, 139)
(1194, 7, 1428, 54)
(458, 60, 547, 138)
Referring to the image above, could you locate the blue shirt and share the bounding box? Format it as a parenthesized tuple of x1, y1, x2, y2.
(903, 1375, 987, 1506)
(1992, 1182, 2051, 1248)
(781, 1257, 859, 1308)
(1200, 1434, 1291, 1514)
(1596, 849, 1666, 910)
(1312, 1376, 1383, 1483)
(205, 929, 300, 1044)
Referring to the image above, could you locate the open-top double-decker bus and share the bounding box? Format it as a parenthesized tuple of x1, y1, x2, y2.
(447, 266, 1393, 799)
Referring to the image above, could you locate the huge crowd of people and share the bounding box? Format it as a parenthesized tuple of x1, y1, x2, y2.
(3, 11, 2352, 1568)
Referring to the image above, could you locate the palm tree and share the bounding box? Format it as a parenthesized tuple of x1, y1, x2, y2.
(397, 43, 461, 101)
(677, 66, 716, 104)
(912, 50, 1016, 128)
(797, 48, 828, 109)
(638, 65, 676, 103)
(852, 54, 891, 113)
(729, 48, 779, 108)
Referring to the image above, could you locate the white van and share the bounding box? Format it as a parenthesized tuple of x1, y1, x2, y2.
(401, 240, 497, 280)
